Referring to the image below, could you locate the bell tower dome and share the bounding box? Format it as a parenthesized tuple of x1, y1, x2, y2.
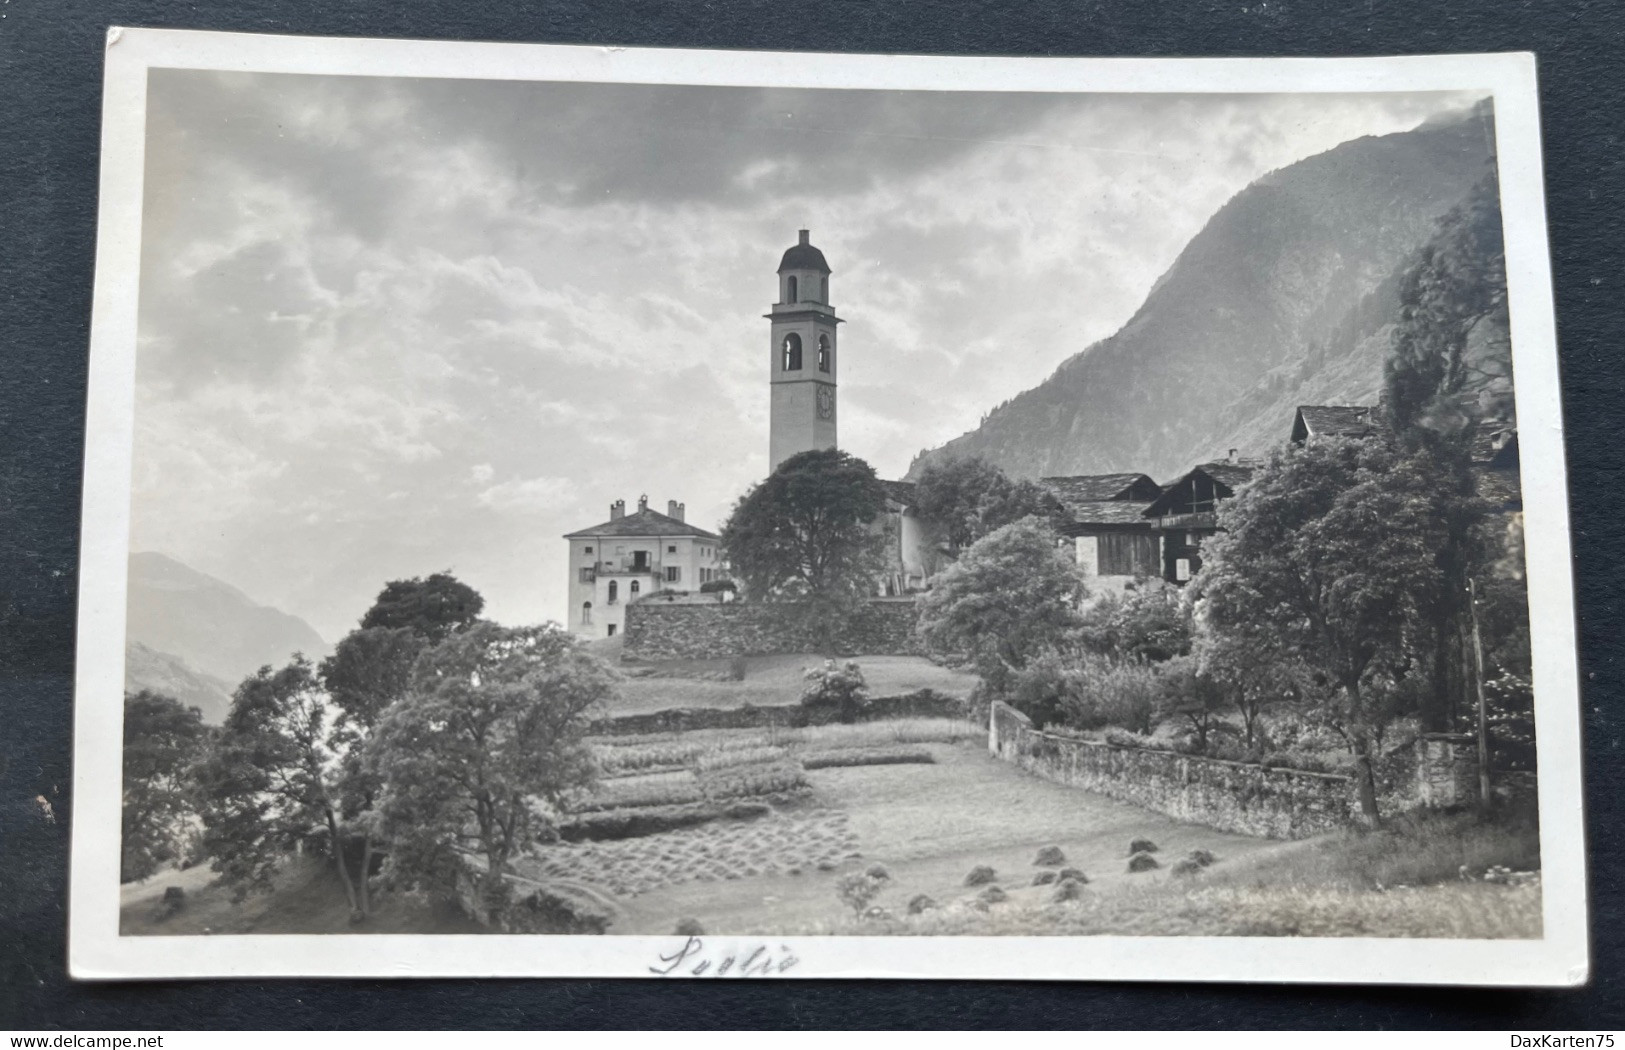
(767, 229, 842, 474)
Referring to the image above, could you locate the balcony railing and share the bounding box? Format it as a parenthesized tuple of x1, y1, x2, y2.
(594, 559, 663, 576)
(1152, 511, 1219, 530)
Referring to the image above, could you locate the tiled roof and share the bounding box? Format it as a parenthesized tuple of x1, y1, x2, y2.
(1296, 405, 1380, 440)
(1038, 473, 1157, 505)
(1062, 499, 1158, 527)
(1195, 462, 1258, 490)
(564, 507, 720, 540)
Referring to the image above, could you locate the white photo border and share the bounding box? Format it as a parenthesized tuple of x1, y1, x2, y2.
(71, 28, 1588, 985)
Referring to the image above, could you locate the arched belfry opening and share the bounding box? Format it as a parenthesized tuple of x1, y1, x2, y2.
(768, 228, 841, 473)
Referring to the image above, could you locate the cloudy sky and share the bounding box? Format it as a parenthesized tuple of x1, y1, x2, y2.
(131, 69, 1479, 640)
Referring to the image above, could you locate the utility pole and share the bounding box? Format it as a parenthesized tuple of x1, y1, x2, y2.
(1468, 577, 1491, 814)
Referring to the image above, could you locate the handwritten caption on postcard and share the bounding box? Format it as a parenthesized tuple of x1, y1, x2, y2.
(649, 937, 800, 977)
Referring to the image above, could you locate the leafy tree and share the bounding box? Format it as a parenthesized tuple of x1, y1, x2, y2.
(121, 691, 209, 883)
(1075, 584, 1192, 663)
(913, 456, 1067, 557)
(320, 626, 421, 734)
(916, 516, 1084, 695)
(800, 659, 870, 724)
(720, 449, 889, 637)
(359, 572, 484, 642)
(1194, 438, 1452, 822)
(370, 622, 614, 921)
(1384, 169, 1511, 451)
(194, 657, 370, 915)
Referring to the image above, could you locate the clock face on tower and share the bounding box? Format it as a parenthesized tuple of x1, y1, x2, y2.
(816, 385, 834, 420)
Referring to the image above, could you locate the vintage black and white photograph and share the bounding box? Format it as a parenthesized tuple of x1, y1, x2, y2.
(70, 32, 1585, 982)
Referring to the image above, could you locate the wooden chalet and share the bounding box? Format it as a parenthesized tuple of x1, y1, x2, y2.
(1039, 473, 1164, 585)
(1141, 459, 1256, 583)
(1290, 404, 1380, 444)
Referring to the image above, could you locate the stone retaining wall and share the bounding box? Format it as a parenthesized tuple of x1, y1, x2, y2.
(589, 688, 967, 738)
(623, 597, 921, 661)
(988, 701, 1359, 839)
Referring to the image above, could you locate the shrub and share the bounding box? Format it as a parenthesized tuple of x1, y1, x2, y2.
(836, 868, 889, 916)
(1060, 657, 1161, 734)
(1260, 750, 1359, 776)
(1007, 651, 1089, 729)
(963, 865, 997, 887)
(1072, 584, 1193, 664)
(801, 660, 871, 724)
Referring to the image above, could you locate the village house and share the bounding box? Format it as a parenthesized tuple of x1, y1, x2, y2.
(1039, 473, 1164, 592)
(1289, 404, 1381, 444)
(1142, 455, 1257, 584)
(562, 496, 723, 640)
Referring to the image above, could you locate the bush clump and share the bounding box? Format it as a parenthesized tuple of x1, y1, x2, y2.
(1128, 851, 1160, 874)
(1033, 845, 1067, 867)
(801, 660, 871, 725)
(963, 865, 998, 887)
(836, 866, 890, 916)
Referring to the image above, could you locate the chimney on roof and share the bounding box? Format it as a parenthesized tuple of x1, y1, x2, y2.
(667, 500, 685, 522)
(638, 494, 648, 512)
(1228, 448, 1239, 464)
(798, 229, 810, 246)
(610, 499, 625, 521)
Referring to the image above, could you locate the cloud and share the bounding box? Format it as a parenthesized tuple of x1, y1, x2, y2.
(477, 476, 578, 512)
(130, 70, 1485, 637)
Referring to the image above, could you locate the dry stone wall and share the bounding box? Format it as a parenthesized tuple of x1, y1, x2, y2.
(589, 688, 967, 737)
(623, 597, 921, 661)
(988, 701, 1359, 839)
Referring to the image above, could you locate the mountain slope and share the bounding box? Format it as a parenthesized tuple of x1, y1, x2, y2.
(909, 102, 1496, 482)
(125, 551, 329, 689)
(124, 640, 236, 724)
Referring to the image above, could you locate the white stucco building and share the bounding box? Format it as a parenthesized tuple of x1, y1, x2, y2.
(562, 496, 723, 639)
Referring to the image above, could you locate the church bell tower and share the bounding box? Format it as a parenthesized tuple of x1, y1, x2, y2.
(767, 229, 842, 474)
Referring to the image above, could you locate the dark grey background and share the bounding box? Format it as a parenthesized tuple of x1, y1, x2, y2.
(2, 0, 1620, 1029)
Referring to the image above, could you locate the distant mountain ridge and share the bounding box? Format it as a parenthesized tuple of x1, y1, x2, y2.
(125, 551, 329, 694)
(124, 640, 235, 724)
(908, 101, 1497, 482)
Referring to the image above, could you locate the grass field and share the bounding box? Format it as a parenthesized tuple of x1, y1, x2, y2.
(118, 855, 482, 936)
(602, 652, 979, 715)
